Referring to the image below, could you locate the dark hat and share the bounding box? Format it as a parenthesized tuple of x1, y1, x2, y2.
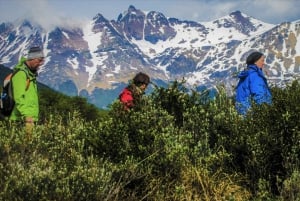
(27, 46, 44, 60)
(133, 72, 150, 86)
(246, 51, 263, 65)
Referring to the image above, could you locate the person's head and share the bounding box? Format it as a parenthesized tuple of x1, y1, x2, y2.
(26, 46, 45, 72)
(132, 72, 150, 91)
(246, 51, 265, 68)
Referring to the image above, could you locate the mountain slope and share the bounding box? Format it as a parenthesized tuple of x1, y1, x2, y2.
(0, 6, 299, 108)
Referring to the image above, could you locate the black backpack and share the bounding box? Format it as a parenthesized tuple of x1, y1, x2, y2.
(0, 70, 30, 117)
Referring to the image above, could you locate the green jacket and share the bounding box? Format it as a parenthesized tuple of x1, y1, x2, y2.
(9, 57, 39, 122)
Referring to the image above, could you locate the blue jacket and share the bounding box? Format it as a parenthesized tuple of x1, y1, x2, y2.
(235, 65, 272, 115)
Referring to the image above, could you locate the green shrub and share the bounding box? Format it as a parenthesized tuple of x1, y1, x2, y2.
(1, 79, 300, 200)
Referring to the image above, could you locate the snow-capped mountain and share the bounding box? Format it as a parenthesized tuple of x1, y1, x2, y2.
(0, 5, 299, 108)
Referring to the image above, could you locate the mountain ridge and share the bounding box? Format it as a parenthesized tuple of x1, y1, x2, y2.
(0, 6, 299, 108)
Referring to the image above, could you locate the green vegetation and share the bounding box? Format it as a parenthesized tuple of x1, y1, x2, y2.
(1, 79, 300, 200)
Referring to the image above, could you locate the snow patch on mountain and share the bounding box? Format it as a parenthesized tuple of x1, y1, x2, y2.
(82, 21, 103, 84)
(202, 18, 274, 44)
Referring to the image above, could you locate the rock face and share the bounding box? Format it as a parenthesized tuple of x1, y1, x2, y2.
(0, 6, 299, 108)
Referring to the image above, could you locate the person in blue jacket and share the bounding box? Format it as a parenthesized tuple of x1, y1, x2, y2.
(235, 51, 272, 115)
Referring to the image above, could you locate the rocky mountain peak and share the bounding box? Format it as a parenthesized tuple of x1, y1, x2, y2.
(0, 7, 299, 109)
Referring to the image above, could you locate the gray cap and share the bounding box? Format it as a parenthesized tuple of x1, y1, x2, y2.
(27, 46, 44, 60)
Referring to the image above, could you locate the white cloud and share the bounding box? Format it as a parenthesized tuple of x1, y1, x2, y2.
(183, 0, 300, 24)
(1, 0, 87, 31)
(255, 0, 300, 23)
(0, 0, 299, 28)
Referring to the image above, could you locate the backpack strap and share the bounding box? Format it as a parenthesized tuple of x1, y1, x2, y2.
(25, 78, 30, 91)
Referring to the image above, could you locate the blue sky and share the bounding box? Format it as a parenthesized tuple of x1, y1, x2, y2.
(1, 0, 300, 30)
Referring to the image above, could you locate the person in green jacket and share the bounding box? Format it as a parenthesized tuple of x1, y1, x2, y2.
(9, 46, 45, 135)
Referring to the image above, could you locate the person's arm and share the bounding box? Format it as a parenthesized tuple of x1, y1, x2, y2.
(12, 71, 36, 121)
(12, 71, 28, 113)
(249, 73, 267, 104)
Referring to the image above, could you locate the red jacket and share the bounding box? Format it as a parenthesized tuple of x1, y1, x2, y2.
(119, 87, 134, 109)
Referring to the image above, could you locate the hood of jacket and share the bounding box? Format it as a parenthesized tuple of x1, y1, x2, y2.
(13, 57, 37, 78)
(238, 65, 265, 80)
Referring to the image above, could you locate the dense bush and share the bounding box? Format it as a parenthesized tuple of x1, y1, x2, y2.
(1, 79, 300, 200)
